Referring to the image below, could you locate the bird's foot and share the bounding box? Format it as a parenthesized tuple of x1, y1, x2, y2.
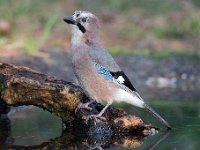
(75, 100, 95, 113)
(85, 114, 106, 124)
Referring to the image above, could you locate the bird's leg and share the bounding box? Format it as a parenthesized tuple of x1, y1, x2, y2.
(86, 101, 112, 123)
(75, 99, 95, 113)
(96, 102, 112, 117)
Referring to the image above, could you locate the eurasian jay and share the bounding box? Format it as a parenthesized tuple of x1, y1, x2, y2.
(64, 10, 171, 129)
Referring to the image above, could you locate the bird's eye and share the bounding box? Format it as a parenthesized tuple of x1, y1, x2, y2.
(81, 17, 87, 23)
(76, 14, 80, 17)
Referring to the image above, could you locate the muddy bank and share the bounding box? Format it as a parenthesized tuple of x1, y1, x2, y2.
(0, 47, 199, 101)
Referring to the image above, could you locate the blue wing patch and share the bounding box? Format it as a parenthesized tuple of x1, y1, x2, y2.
(95, 64, 113, 80)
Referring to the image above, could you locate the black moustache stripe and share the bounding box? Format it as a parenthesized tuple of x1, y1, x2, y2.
(77, 23, 86, 33)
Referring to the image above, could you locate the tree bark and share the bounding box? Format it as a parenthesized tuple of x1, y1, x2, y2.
(0, 62, 158, 136)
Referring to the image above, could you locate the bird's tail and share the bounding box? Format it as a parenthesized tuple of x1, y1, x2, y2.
(143, 103, 171, 129)
(112, 78, 171, 129)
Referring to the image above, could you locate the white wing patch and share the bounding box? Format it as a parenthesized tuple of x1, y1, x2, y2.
(117, 76, 125, 83)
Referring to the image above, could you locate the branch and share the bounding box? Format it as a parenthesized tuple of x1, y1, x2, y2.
(0, 62, 158, 136)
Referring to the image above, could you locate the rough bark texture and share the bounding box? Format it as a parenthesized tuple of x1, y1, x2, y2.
(0, 62, 158, 137)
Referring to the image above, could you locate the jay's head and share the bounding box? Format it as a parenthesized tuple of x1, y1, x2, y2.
(64, 11, 100, 42)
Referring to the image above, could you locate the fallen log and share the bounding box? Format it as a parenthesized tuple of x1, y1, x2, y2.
(0, 62, 158, 137)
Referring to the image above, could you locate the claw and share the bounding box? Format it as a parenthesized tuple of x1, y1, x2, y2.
(75, 100, 95, 113)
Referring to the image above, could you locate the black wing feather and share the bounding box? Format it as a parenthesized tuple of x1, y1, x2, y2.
(110, 71, 137, 91)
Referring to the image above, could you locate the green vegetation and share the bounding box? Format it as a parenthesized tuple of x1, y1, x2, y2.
(22, 37, 38, 54)
(42, 14, 59, 42)
(0, 0, 58, 20)
(147, 50, 200, 60)
(0, 0, 200, 54)
(108, 47, 132, 56)
(0, 0, 61, 54)
(78, 0, 181, 14)
(119, 23, 139, 38)
(154, 13, 200, 39)
(109, 46, 200, 61)
(21, 13, 59, 54)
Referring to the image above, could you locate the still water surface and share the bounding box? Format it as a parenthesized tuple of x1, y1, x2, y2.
(0, 101, 199, 149)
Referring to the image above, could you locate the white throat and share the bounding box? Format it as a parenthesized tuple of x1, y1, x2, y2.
(71, 25, 84, 46)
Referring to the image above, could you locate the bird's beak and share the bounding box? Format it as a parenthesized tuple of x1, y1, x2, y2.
(63, 16, 75, 25)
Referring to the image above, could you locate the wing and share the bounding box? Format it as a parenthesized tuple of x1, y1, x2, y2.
(89, 47, 137, 92)
(89, 47, 121, 72)
(110, 71, 136, 91)
(95, 63, 137, 92)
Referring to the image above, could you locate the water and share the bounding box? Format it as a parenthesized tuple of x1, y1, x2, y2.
(123, 101, 200, 150)
(0, 101, 199, 149)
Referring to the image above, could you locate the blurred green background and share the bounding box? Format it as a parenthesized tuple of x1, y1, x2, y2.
(0, 0, 200, 55)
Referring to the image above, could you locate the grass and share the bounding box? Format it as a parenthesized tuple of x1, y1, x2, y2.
(22, 37, 38, 54)
(21, 13, 60, 54)
(42, 14, 59, 42)
(0, 37, 7, 46)
(153, 13, 200, 39)
(0, 0, 61, 54)
(108, 47, 132, 56)
(108, 46, 200, 61)
(148, 50, 200, 60)
(108, 47, 153, 56)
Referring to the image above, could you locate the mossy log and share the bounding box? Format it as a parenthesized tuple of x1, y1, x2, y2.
(0, 62, 158, 137)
